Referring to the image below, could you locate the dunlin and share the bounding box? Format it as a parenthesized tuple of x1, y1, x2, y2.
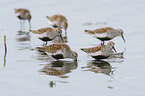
(46, 14, 68, 37)
(85, 27, 126, 45)
(81, 41, 117, 59)
(38, 43, 78, 61)
(30, 27, 63, 46)
(14, 8, 31, 31)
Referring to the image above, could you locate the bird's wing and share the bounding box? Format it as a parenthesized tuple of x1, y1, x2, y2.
(41, 43, 71, 54)
(81, 45, 104, 53)
(30, 27, 53, 34)
(85, 27, 114, 34)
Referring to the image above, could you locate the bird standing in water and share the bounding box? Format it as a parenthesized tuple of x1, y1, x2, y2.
(14, 8, 32, 32)
(81, 41, 117, 59)
(46, 14, 68, 37)
(85, 27, 126, 45)
(30, 27, 63, 46)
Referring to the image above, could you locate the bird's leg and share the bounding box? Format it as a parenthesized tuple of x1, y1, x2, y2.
(101, 41, 104, 45)
(45, 41, 47, 46)
(65, 30, 67, 37)
(103, 41, 105, 45)
(20, 20, 22, 32)
(23, 20, 25, 32)
(101, 41, 103, 45)
(43, 42, 45, 47)
(28, 20, 31, 31)
(43, 41, 47, 46)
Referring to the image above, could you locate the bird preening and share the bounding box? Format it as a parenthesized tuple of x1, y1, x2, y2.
(46, 14, 68, 37)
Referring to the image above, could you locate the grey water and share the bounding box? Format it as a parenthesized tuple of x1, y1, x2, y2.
(0, 0, 145, 96)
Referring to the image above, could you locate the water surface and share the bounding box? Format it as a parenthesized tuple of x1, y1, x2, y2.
(0, 0, 145, 96)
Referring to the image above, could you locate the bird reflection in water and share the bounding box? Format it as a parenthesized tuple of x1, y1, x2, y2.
(41, 60, 78, 78)
(108, 51, 124, 59)
(48, 81, 56, 88)
(82, 60, 113, 76)
(107, 50, 125, 63)
(16, 31, 30, 42)
(16, 31, 31, 50)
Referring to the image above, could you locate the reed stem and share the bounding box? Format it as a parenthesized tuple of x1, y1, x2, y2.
(4, 35, 7, 67)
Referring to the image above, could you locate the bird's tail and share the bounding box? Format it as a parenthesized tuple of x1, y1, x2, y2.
(80, 48, 91, 53)
(29, 30, 38, 34)
(84, 29, 94, 34)
(46, 16, 49, 19)
(36, 47, 46, 52)
(84, 29, 88, 32)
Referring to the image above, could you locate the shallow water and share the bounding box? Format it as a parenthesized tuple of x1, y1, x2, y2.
(0, 0, 145, 96)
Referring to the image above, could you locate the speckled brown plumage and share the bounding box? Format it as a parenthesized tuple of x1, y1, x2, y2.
(40, 43, 71, 53)
(47, 15, 67, 23)
(85, 27, 114, 34)
(15, 8, 30, 14)
(46, 14, 68, 37)
(81, 45, 105, 53)
(30, 27, 55, 34)
(15, 8, 31, 20)
(14, 8, 32, 31)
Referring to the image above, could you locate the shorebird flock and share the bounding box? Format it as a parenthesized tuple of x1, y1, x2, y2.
(14, 8, 126, 61)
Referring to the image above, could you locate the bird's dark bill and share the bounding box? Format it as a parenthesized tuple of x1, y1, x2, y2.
(122, 36, 126, 43)
(112, 47, 117, 52)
